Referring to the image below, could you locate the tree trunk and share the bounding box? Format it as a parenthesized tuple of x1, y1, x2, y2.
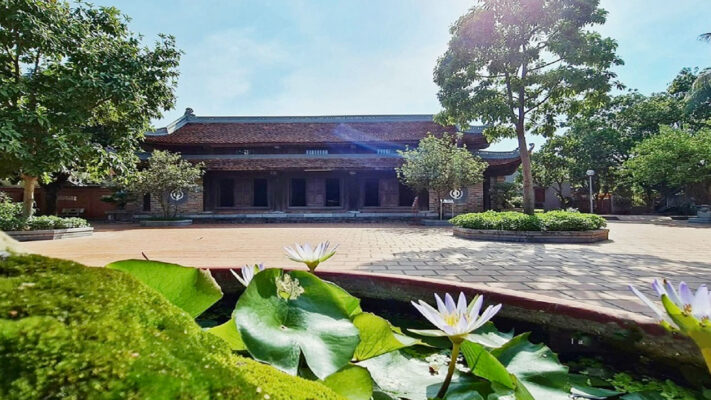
(516, 128, 535, 215)
(21, 175, 38, 219)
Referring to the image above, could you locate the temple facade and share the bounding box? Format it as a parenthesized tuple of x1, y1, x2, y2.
(139, 109, 521, 218)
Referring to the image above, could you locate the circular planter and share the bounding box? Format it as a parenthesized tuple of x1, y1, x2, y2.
(139, 219, 192, 227)
(420, 219, 453, 227)
(452, 226, 609, 243)
(5, 226, 94, 242)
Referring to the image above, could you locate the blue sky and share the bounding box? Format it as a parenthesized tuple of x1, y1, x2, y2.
(94, 0, 711, 151)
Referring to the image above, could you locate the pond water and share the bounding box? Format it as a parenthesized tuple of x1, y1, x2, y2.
(197, 292, 708, 398)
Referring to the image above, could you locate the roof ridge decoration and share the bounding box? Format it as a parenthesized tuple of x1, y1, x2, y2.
(145, 108, 486, 136)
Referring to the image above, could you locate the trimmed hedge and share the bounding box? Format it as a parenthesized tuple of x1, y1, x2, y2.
(0, 255, 342, 400)
(450, 210, 607, 232)
(0, 194, 89, 231)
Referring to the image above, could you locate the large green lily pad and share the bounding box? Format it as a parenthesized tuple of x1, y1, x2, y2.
(106, 259, 222, 318)
(353, 312, 419, 361)
(322, 365, 374, 400)
(490, 333, 571, 400)
(359, 348, 479, 400)
(233, 268, 360, 379)
(207, 318, 246, 351)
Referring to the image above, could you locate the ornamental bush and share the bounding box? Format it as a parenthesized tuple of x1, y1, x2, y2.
(450, 210, 606, 231)
(0, 194, 89, 231)
(0, 194, 24, 231)
(0, 255, 341, 400)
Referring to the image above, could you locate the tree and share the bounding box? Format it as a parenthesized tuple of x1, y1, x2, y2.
(528, 137, 571, 207)
(0, 1, 181, 217)
(396, 133, 487, 219)
(623, 127, 711, 205)
(127, 151, 204, 219)
(434, 0, 622, 214)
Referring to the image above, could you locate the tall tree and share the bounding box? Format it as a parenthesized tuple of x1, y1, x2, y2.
(623, 126, 711, 204)
(396, 133, 487, 219)
(0, 0, 180, 217)
(528, 136, 571, 207)
(434, 0, 622, 214)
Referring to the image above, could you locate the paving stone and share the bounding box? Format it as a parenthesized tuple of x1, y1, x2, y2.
(22, 221, 711, 319)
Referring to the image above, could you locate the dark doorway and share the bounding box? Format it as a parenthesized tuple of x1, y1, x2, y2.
(290, 178, 306, 207)
(253, 179, 268, 207)
(364, 179, 379, 207)
(218, 178, 235, 207)
(398, 183, 416, 207)
(325, 178, 340, 207)
(142, 193, 151, 211)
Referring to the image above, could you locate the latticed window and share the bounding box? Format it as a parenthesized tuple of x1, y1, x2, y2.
(306, 149, 328, 155)
(376, 148, 394, 155)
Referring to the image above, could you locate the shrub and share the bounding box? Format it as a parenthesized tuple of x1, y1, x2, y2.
(0, 255, 342, 400)
(25, 215, 89, 230)
(450, 211, 541, 231)
(0, 194, 24, 231)
(450, 210, 607, 231)
(0, 194, 90, 231)
(489, 182, 523, 211)
(538, 210, 607, 231)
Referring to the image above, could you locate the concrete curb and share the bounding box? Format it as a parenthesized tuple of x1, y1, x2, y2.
(453, 226, 610, 243)
(5, 227, 94, 242)
(139, 219, 193, 227)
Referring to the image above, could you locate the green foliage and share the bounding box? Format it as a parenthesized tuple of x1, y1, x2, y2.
(451, 211, 542, 231)
(105, 259, 223, 318)
(0, 193, 24, 231)
(396, 133, 487, 217)
(610, 373, 700, 400)
(352, 312, 419, 362)
(0, 255, 342, 400)
(450, 210, 606, 231)
(489, 182, 523, 211)
(623, 127, 711, 201)
(359, 348, 477, 400)
(0, 195, 89, 231)
(127, 150, 204, 219)
(207, 318, 246, 351)
(528, 137, 572, 206)
(434, 0, 622, 213)
(321, 365, 374, 400)
(0, 0, 180, 216)
(24, 215, 89, 230)
(233, 268, 360, 379)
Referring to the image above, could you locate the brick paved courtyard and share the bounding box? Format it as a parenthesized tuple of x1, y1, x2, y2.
(21, 221, 711, 318)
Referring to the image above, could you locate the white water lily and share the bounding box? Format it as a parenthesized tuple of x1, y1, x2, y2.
(411, 292, 502, 341)
(283, 241, 338, 272)
(230, 263, 265, 287)
(411, 292, 502, 399)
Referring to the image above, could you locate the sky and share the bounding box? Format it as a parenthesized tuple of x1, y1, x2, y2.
(93, 0, 711, 151)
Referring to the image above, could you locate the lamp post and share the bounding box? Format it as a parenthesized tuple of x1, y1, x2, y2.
(586, 169, 595, 213)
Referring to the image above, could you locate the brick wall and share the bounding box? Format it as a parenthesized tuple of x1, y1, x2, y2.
(126, 179, 204, 216)
(428, 182, 484, 215)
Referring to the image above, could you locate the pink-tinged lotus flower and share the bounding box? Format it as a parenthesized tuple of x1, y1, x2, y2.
(284, 241, 338, 272)
(630, 279, 711, 374)
(230, 263, 265, 287)
(410, 292, 502, 341)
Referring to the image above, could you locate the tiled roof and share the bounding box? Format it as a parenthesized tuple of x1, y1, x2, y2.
(144, 113, 486, 147)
